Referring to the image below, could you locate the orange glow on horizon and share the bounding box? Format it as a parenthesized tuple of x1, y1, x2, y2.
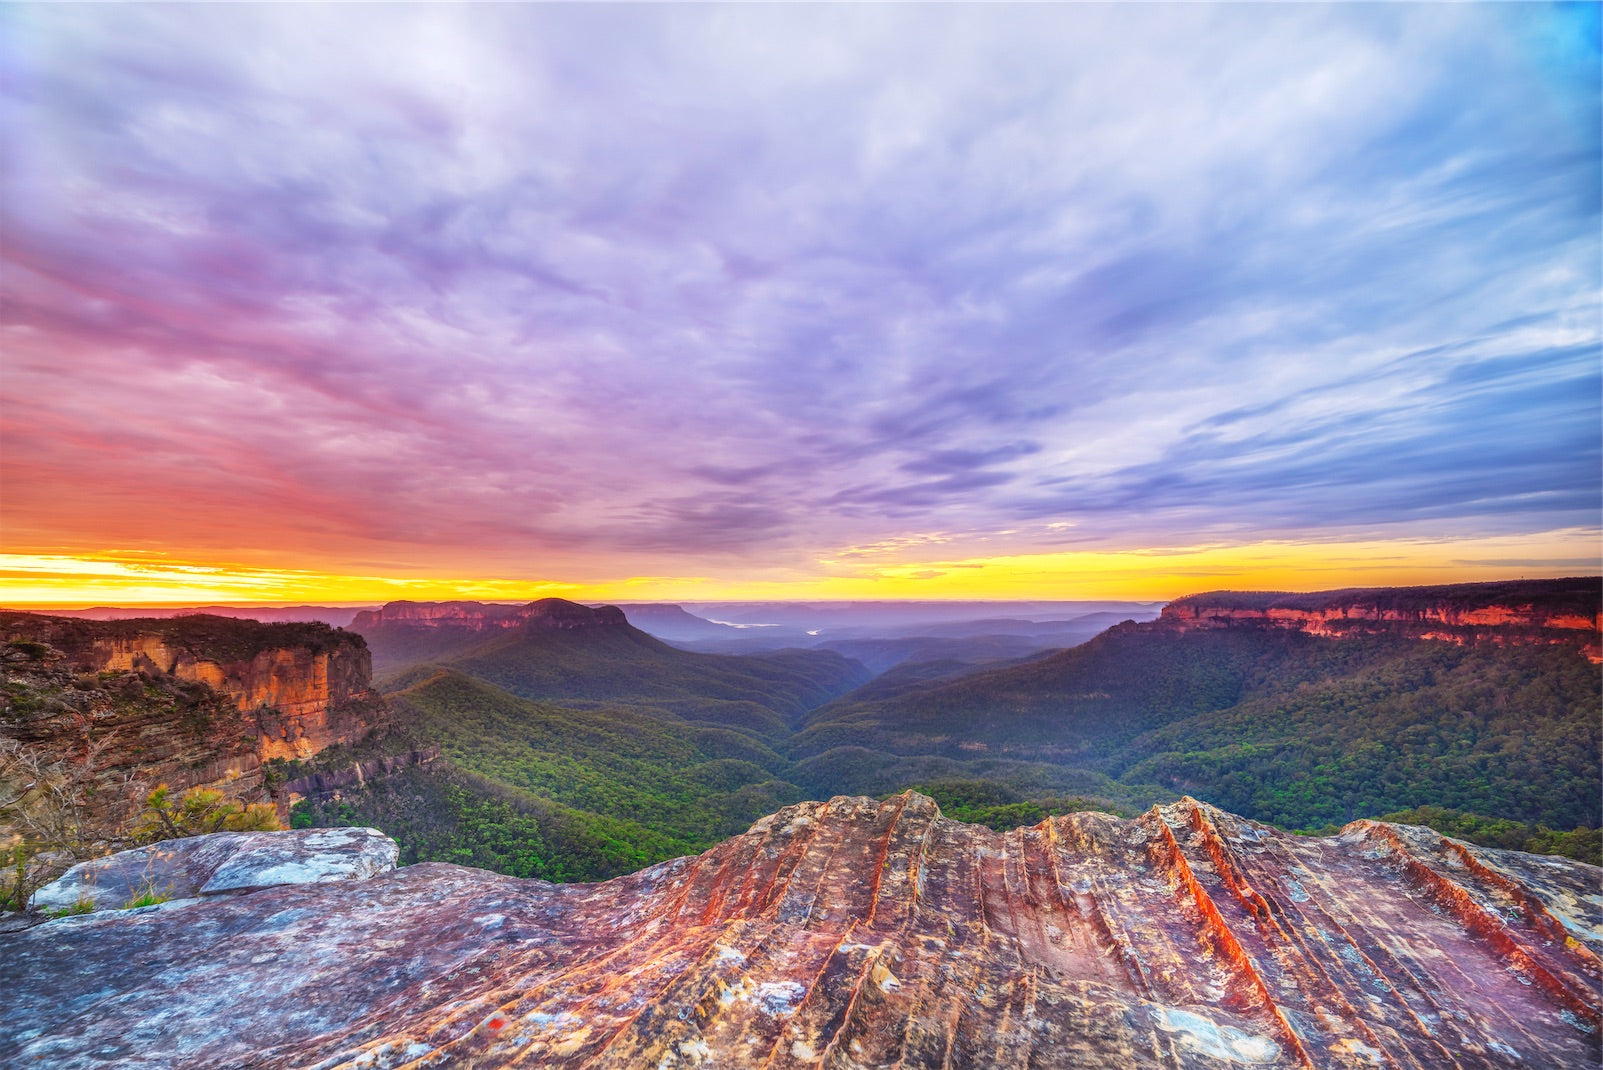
(1, 530, 1596, 609)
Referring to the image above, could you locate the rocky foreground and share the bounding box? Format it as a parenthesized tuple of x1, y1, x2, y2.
(2, 793, 1599, 1069)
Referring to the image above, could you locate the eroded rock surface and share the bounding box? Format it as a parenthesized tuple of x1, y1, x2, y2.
(2, 794, 1598, 1068)
(30, 826, 398, 912)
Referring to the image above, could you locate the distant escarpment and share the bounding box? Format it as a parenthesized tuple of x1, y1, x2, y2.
(1162, 577, 1601, 660)
(4, 793, 1599, 1068)
(1, 612, 387, 825)
(351, 598, 626, 632)
(351, 598, 636, 675)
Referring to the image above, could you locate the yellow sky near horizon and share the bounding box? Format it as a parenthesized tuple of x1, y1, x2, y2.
(2, 529, 1595, 608)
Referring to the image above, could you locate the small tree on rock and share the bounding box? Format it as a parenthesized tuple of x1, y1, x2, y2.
(134, 784, 281, 842)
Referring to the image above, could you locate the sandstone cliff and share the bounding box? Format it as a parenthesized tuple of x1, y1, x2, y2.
(352, 597, 627, 632)
(0, 612, 386, 824)
(1162, 577, 1601, 661)
(4, 793, 1597, 1068)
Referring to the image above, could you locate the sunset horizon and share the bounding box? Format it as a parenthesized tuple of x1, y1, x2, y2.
(3, 532, 1597, 610)
(3, 4, 1598, 612)
(3, 7, 1600, 1063)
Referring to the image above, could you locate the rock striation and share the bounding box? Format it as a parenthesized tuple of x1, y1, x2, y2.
(278, 745, 443, 804)
(3, 793, 1597, 1068)
(1162, 578, 1601, 661)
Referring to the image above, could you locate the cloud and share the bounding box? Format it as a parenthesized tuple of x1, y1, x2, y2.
(0, 3, 1596, 579)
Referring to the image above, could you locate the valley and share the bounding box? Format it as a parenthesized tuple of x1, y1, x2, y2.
(268, 578, 1602, 880)
(5, 579, 1599, 898)
(4, 577, 1600, 1067)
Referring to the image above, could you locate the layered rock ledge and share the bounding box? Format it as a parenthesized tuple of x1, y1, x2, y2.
(2, 612, 388, 823)
(2, 793, 1598, 1068)
(1161, 578, 1602, 661)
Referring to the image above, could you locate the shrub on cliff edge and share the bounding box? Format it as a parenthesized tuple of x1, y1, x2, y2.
(134, 784, 282, 842)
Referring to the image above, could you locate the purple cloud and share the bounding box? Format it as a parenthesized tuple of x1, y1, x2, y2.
(0, 4, 1596, 578)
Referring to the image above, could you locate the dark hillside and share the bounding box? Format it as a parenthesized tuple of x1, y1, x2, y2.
(798, 624, 1601, 833)
(438, 626, 869, 739)
(284, 667, 816, 880)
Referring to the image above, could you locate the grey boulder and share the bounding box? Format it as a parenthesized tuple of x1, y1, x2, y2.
(31, 826, 398, 913)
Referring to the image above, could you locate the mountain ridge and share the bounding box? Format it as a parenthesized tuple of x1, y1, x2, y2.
(352, 597, 628, 632)
(1162, 577, 1601, 660)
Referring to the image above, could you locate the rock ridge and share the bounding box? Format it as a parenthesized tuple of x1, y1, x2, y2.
(29, 826, 399, 912)
(1162, 577, 1601, 661)
(2, 792, 1597, 1068)
(350, 597, 627, 633)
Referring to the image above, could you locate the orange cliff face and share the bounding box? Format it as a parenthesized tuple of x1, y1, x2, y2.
(1161, 577, 1603, 661)
(77, 631, 379, 761)
(0, 613, 387, 821)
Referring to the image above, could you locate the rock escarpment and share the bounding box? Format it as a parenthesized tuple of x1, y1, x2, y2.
(3, 793, 1597, 1068)
(0, 612, 387, 824)
(1163, 578, 1601, 661)
(352, 597, 627, 632)
(350, 598, 634, 673)
(278, 745, 442, 803)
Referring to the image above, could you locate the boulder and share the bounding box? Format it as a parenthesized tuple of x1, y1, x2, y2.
(30, 826, 397, 912)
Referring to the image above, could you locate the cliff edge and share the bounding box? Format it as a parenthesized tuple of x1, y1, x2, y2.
(351, 597, 628, 632)
(1162, 577, 1601, 661)
(3, 793, 1597, 1068)
(0, 612, 387, 826)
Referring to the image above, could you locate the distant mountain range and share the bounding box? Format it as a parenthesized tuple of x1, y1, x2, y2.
(5, 604, 376, 628)
(630, 599, 1165, 651)
(6, 577, 1597, 893)
(8, 598, 1166, 664)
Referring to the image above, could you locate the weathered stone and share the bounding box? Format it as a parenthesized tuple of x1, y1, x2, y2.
(0, 612, 389, 828)
(280, 745, 442, 803)
(1, 793, 1598, 1068)
(29, 827, 397, 912)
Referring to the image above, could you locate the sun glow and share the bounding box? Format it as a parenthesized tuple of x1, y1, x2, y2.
(2, 529, 1593, 609)
(0, 553, 584, 608)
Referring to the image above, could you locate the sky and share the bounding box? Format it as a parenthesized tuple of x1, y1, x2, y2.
(1, 3, 1599, 605)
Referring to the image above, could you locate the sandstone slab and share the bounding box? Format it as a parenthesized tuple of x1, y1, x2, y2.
(29, 826, 398, 912)
(2, 794, 1598, 1068)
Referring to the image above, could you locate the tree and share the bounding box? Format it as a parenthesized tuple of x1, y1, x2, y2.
(0, 730, 137, 912)
(133, 784, 281, 842)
